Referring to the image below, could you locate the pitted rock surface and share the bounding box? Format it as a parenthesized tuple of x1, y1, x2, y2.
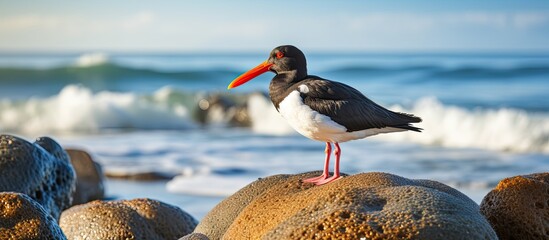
(196, 172, 497, 240)
(60, 198, 198, 240)
(480, 172, 549, 240)
(193, 173, 307, 239)
(66, 149, 105, 205)
(179, 233, 210, 240)
(0, 192, 67, 240)
(0, 135, 76, 220)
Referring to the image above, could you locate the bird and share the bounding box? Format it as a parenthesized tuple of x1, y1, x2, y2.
(227, 45, 422, 185)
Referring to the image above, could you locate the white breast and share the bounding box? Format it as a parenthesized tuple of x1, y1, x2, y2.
(278, 89, 404, 143)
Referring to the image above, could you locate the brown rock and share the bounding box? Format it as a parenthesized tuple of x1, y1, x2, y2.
(66, 149, 105, 205)
(193, 173, 302, 239)
(105, 171, 175, 181)
(179, 233, 210, 240)
(0, 135, 76, 220)
(0, 192, 67, 240)
(60, 198, 198, 240)
(196, 171, 497, 240)
(480, 172, 549, 240)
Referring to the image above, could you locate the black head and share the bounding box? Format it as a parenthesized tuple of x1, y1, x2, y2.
(267, 45, 307, 77)
(227, 45, 308, 89)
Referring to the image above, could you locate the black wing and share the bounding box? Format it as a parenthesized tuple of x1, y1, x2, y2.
(299, 77, 422, 132)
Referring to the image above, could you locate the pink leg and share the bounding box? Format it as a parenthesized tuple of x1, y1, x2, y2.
(315, 142, 342, 185)
(303, 142, 331, 183)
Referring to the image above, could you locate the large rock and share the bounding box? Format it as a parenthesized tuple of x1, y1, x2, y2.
(179, 233, 210, 240)
(0, 192, 67, 240)
(65, 149, 105, 205)
(196, 172, 497, 240)
(60, 198, 198, 240)
(480, 173, 549, 240)
(0, 135, 76, 220)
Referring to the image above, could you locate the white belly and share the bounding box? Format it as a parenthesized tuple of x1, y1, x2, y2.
(278, 90, 404, 143)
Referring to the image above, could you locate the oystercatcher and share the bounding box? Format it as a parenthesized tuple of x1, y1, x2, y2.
(228, 45, 422, 185)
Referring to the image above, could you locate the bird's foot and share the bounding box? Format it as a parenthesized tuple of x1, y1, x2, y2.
(302, 174, 329, 184)
(314, 175, 341, 185)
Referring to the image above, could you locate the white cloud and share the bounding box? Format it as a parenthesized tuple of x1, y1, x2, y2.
(512, 12, 549, 29)
(443, 12, 549, 29)
(339, 11, 549, 33)
(0, 15, 61, 31)
(342, 13, 435, 33)
(120, 12, 155, 31)
(448, 12, 509, 28)
(0, 11, 156, 33)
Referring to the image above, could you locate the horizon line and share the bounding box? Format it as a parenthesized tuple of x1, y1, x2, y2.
(2, 48, 549, 56)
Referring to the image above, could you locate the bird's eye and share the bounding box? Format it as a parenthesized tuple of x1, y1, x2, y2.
(276, 51, 284, 59)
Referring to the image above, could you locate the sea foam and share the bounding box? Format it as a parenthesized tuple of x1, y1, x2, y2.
(383, 97, 549, 153)
(0, 85, 195, 134)
(74, 53, 110, 67)
(247, 93, 294, 135)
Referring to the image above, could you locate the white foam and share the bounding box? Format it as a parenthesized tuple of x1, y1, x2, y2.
(382, 97, 549, 153)
(247, 93, 295, 135)
(74, 53, 110, 67)
(0, 85, 195, 134)
(246, 94, 549, 153)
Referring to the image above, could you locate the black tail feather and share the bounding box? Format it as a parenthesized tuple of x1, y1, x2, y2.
(391, 112, 422, 132)
(393, 124, 423, 132)
(396, 112, 422, 123)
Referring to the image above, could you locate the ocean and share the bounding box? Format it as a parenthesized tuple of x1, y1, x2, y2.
(0, 52, 548, 219)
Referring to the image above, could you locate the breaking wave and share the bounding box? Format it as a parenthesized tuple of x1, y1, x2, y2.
(384, 97, 549, 153)
(0, 85, 196, 134)
(74, 52, 110, 67)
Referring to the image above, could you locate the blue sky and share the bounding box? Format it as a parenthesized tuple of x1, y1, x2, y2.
(1, 0, 548, 52)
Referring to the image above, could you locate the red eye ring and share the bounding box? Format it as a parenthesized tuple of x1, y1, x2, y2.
(276, 51, 284, 59)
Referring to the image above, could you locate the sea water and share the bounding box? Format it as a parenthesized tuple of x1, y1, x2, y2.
(0, 52, 548, 219)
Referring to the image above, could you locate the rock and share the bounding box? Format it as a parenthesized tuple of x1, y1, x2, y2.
(194, 173, 308, 239)
(196, 171, 497, 240)
(66, 149, 105, 205)
(0, 135, 76, 220)
(194, 93, 250, 127)
(179, 233, 210, 240)
(0, 192, 67, 240)
(480, 173, 549, 240)
(105, 171, 176, 181)
(60, 198, 198, 240)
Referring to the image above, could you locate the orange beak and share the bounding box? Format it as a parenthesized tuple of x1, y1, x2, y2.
(227, 61, 274, 89)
